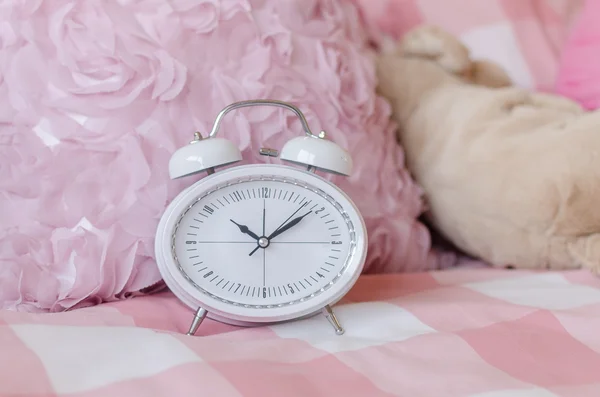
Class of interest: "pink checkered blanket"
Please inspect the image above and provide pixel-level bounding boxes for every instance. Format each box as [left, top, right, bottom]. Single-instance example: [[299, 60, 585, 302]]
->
[[2, 268, 600, 396]]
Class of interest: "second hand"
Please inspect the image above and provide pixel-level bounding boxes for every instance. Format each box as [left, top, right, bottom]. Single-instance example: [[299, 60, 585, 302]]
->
[[263, 198, 266, 286]]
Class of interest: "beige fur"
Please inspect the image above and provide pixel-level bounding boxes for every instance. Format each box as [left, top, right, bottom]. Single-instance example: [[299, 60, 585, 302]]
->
[[376, 25, 600, 272]]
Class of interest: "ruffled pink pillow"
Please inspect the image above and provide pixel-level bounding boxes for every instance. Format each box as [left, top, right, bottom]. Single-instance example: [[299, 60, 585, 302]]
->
[[555, 0, 600, 110], [0, 0, 451, 312]]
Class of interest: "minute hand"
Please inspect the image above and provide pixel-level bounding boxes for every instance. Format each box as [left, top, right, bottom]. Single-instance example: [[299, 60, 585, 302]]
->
[[267, 211, 312, 240]]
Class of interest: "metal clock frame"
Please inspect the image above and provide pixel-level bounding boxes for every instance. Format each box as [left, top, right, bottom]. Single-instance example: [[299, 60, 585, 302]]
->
[[156, 99, 367, 337]]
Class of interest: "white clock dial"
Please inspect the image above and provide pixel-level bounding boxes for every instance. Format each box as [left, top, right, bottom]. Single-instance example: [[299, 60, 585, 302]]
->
[[171, 176, 355, 308], [156, 164, 367, 324]]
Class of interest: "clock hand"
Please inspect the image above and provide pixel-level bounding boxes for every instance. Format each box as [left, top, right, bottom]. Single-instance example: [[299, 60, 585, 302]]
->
[[229, 219, 260, 241], [263, 246, 266, 286], [266, 210, 312, 240], [249, 199, 267, 257], [248, 202, 310, 256], [269, 201, 308, 235]]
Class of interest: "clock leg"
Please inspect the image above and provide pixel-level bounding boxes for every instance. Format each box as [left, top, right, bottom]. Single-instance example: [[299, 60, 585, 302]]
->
[[322, 305, 345, 335], [186, 307, 208, 336]]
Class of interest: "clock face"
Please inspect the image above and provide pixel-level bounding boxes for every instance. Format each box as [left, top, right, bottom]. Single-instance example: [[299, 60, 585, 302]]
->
[[156, 164, 366, 323]]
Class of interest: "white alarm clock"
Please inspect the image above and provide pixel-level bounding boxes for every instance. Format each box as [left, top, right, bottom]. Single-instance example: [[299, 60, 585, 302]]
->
[[155, 100, 367, 336]]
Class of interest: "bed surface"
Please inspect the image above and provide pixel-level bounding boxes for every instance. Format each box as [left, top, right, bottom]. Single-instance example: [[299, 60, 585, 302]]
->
[[2, 268, 600, 397]]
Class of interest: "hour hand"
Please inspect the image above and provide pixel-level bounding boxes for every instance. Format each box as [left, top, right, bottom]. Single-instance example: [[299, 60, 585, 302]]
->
[[230, 219, 260, 240]]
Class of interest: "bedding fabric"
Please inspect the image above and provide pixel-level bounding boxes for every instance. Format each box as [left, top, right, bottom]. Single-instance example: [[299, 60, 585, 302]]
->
[[2, 268, 600, 396], [555, 0, 600, 110]]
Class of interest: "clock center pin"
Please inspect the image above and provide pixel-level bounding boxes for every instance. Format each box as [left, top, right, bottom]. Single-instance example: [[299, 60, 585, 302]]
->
[[258, 237, 270, 248]]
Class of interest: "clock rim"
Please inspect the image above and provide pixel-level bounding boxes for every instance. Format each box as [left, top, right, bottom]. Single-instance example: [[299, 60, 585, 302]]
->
[[154, 163, 368, 325]]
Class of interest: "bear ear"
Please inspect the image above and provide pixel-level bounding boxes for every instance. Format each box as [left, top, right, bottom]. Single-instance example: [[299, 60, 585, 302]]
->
[[469, 60, 513, 88], [400, 25, 472, 75]]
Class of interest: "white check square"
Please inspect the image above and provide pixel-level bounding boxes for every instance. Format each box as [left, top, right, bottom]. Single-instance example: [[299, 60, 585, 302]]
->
[[11, 325, 201, 394], [463, 273, 600, 310], [468, 387, 559, 397], [269, 301, 436, 353]]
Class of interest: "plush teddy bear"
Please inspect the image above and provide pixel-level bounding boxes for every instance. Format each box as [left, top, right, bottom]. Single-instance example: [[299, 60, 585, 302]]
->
[[375, 25, 600, 272]]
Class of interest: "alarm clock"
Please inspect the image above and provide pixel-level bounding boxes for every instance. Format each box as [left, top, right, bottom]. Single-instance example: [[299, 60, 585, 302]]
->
[[154, 99, 367, 336]]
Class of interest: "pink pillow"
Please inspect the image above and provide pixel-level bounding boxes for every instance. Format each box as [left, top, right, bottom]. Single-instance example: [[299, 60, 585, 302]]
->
[[1, 0, 449, 312], [555, 0, 600, 110]]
